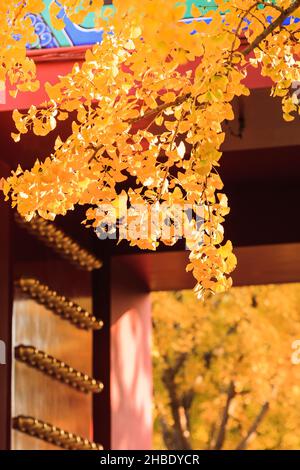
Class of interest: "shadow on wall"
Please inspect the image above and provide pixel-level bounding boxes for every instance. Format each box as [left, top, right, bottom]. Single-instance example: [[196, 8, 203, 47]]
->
[[111, 259, 152, 450]]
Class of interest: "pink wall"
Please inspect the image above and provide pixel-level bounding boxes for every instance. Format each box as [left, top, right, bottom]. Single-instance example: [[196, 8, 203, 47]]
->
[[111, 260, 152, 450]]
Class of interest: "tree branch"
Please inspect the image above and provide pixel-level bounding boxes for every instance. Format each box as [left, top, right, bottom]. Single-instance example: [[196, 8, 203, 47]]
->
[[241, 0, 300, 56], [130, 1, 300, 125], [158, 415, 176, 450], [236, 401, 270, 450], [130, 92, 190, 125], [161, 353, 192, 450], [213, 381, 236, 450], [182, 389, 195, 437], [207, 422, 217, 450]]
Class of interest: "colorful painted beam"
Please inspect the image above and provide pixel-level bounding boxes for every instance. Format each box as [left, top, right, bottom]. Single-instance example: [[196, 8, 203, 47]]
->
[[28, 1, 299, 50]]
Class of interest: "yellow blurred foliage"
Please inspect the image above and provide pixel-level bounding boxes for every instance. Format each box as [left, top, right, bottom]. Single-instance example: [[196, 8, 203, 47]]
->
[[152, 284, 300, 450]]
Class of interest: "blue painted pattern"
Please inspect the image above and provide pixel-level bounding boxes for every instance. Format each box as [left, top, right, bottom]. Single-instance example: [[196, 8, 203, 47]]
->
[[27, 13, 59, 49]]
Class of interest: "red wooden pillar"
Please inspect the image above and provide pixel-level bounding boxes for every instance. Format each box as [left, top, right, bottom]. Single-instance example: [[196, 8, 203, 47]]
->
[[93, 254, 152, 450], [110, 256, 152, 450]]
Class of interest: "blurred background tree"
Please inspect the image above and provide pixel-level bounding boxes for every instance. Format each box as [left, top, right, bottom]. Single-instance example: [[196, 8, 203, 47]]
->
[[152, 284, 300, 450]]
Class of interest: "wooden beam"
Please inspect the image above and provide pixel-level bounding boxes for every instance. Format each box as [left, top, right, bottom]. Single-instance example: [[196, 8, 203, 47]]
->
[[112, 243, 300, 292]]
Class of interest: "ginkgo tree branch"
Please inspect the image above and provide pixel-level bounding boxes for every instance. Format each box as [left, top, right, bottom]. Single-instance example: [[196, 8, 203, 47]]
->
[[130, 92, 191, 125], [130, 0, 300, 126], [156, 106, 186, 201], [241, 0, 300, 56], [6, 1, 300, 299]]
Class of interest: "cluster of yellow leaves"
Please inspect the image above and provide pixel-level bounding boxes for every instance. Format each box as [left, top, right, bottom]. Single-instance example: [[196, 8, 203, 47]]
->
[[2, 0, 300, 297], [152, 285, 300, 450], [0, 0, 116, 94], [0, 0, 43, 96]]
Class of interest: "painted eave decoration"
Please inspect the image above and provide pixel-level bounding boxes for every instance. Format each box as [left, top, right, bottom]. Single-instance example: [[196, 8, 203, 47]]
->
[[28, 1, 300, 50]]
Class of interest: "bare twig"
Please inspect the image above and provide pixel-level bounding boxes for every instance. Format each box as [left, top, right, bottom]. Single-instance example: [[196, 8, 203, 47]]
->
[[241, 0, 300, 56], [161, 353, 192, 450], [214, 381, 236, 450], [236, 401, 270, 450]]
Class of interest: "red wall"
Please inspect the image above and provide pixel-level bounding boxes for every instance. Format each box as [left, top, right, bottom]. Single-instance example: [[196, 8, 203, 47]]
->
[[111, 258, 152, 450], [0, 47, 272, 112]]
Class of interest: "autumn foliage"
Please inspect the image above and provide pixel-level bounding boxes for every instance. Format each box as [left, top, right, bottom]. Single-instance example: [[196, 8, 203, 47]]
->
[[2, 1, 300, 297], [152, 285, 300, 450]]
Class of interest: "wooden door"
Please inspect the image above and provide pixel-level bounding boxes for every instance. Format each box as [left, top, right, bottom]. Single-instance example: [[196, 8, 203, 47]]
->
[[10, 214, 104, 450]]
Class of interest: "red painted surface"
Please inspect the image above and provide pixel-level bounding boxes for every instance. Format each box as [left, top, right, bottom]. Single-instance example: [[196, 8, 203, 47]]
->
[[111, 258, 152, 450], [3, 61, 75, 111], [0, 46, 272, 112]]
